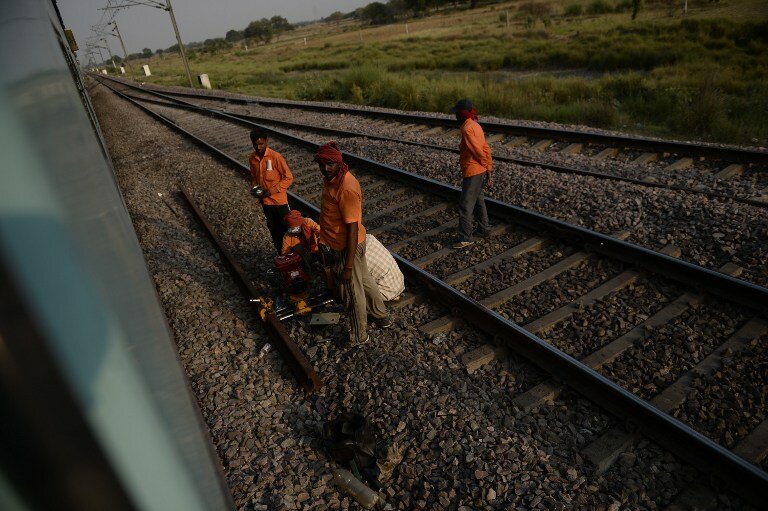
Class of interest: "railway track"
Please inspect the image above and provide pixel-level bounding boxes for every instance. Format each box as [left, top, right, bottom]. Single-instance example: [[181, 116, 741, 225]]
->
[[95, 75, 768, 508], [106, 75, 768, 208]]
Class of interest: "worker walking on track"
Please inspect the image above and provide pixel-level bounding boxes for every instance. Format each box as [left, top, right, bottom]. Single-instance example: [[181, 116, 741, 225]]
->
[[314, 141, 390, 345], [249, 128, 294, 252], [451, 98, 493, 249]]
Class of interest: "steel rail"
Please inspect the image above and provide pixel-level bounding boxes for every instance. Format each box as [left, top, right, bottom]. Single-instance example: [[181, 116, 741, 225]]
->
[[96, 76, 768, 313], [98, 77, 768, 508], [99, 75, 768, 209], [100, 74, 768, 166], [219, 109, 768, 210], [177, 184, 321, 393]]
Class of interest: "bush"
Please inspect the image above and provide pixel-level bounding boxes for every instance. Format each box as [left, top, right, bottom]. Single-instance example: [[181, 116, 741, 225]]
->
[[614, 0, 633, 12], [675, 80, 725, 136], [587, 0, 614, 14], [564, 3, 584, 16], [518, 1, 554, 16]]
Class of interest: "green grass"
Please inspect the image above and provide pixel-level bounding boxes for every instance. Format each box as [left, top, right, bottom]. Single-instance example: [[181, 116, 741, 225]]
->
[[122, 0, 768, 145]]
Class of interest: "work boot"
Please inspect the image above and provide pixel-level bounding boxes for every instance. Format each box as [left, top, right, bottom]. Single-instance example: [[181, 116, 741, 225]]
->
[[373, 317, 393, 329]]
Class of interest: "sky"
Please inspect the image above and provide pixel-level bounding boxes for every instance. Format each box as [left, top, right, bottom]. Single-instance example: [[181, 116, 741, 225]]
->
[[58, 0, 372, 59]]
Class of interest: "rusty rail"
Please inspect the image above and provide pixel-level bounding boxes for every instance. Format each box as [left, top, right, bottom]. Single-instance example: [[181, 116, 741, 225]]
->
[[178, 184, 321, 393]]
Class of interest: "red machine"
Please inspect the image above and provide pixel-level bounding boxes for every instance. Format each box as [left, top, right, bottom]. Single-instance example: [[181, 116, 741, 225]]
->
[[274, 252, 309, 295]]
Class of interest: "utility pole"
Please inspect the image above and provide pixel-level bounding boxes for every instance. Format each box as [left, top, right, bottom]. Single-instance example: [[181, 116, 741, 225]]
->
[[102, 38, 118, 72], [111, 21, 135, 79], [165, 0, 194, 87], [100, 0, 194, 87]]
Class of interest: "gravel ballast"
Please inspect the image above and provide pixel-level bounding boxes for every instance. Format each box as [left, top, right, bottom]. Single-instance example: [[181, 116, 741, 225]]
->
[[91, 80, 756, 510]]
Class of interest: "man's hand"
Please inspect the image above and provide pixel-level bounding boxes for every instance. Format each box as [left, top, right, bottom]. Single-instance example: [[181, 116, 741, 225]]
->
[[486, 171, 494, 188], [341, 267, 353, 284]]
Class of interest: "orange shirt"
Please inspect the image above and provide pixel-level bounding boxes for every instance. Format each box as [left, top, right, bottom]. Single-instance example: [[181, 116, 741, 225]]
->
[[459, 118, 492, 178], [249, 148, 293, 206], [281, 218, 321, 255], [319, 171, 366, 251]]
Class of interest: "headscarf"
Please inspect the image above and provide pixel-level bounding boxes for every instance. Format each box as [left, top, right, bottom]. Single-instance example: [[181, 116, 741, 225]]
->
[[452, 98, 479, 122], [314, 141, 349, 183], [283, 210, 315, 250], [457, 108, 479, 121]]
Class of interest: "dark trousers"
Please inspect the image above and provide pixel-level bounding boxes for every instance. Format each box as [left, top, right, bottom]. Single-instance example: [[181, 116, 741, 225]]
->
[[261, 203, 290, 252], [458, 173, 490, 242]]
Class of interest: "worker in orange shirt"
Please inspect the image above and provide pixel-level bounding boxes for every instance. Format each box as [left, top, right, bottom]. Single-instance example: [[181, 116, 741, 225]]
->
[[281, 210, 321, 274], [451, 99, 492, 249], [249, 129, 294, 252], [314, 141, 390, 345]]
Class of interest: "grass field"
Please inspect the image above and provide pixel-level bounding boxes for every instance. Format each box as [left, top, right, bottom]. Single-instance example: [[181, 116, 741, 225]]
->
[[117, 0, 768, 145]]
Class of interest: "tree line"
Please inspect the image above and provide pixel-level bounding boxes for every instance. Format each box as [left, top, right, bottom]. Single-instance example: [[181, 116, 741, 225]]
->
[[104, 1, 488, 65], [330, 0, 481, 26]]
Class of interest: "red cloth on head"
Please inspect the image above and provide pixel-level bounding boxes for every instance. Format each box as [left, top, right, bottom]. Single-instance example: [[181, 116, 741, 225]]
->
[[283, 210, 316, 252], [314, 141, 349, 182], [284, 210, 304, 228], [314, 141, 343, 163], [457, 108, 479, 121]]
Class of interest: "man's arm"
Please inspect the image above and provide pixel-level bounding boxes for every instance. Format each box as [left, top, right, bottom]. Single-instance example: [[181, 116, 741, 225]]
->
[[341, 222, 358, 284], [249, 157, 259, 187]]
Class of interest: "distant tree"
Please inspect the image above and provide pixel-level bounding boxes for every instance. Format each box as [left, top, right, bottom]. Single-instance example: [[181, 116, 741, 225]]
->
[[362, 2, 395, 25], [155, 48, 164, 57], [225, 29, 244, 42], [327, 11, 345, 24], [405, 0, 428, 15], [165, 43, 180, 53], [244, 18, 274, 43], [202, 38, 231, 53], [142, 47, 152, 57], [270, 15, 293, 31]]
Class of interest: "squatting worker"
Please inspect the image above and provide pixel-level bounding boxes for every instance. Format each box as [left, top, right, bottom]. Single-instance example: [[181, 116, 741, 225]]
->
[[364, 233, 405, 302], [282, 210, 320, 275], [452, 98, 492, 249], [249, 128, 294, 252], [282, 210, 320, 256], [314, 141, 390, 344]]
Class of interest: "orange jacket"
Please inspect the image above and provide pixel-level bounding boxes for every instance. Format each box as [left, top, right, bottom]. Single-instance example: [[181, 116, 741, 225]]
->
[[459, 118, 492, 178], [249, 148, 294, 206], [281, 218, 320, 255], [319, 171, 366, 251]]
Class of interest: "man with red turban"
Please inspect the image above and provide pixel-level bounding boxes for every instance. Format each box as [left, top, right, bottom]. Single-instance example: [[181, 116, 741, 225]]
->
[[314, 141, 390, 344], [451, 98, 492, 249]]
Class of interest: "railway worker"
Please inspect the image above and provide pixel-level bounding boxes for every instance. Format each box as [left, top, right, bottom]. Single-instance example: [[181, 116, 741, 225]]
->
[[364, 233, 405, 302], [281, 210, 321, 274], [249, 128, 294, 252], [315, 141, 391, 344], [451, 98, 493, 250]]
